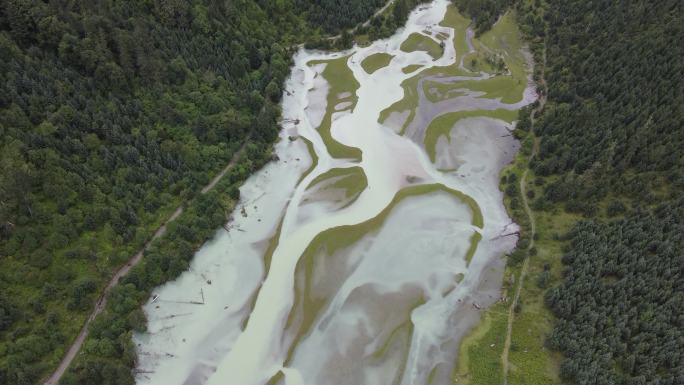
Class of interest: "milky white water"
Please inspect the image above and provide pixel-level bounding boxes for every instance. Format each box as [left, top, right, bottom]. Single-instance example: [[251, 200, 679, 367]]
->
[[134, 1, 535, 384]]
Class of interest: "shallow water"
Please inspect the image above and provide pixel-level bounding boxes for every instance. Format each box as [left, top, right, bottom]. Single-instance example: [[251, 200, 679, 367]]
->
[[134, 1, 535, 384]]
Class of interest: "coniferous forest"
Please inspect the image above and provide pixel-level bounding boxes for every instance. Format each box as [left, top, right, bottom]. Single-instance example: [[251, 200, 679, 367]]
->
[[459, 0, 682, 383], [545, 201, 683, 384], [295, 0, 387, 33], [533, 0, 683, 213], [0, 1, 387, 384], [532, 0, 684, 383], [515, 0, 681, 383]]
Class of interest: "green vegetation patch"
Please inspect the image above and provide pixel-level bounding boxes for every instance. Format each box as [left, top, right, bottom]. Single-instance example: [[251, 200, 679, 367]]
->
[[297, 137, 319, 185], [506, 186, 565, 385], [508, 288, 561, 385], [308, 55, 363, 160], [455, 73, 526, 104], [439, 5, 471, 65], [417, 5, 481, 79], [494, 127, 564, 385], [400, 33, 444, 60], [378, 73, 421, 133], [401, 64, 423, 74], [436, 31, 450, 41], [361, 52, 394, 74], [431, 11, 529, 104], [464, 232, 483, 265], [381, 8, 528, 138], [308, 166, 368, 200], [378, 7, 487, 133], [378, 64, 476, 133], [453, 302, 508, 384], [460, 13, 528, 103], [481, 13, 525, 75], [424, 109, 518, 162], [463, 47, 503, 74], [422, 61, 475, 78]]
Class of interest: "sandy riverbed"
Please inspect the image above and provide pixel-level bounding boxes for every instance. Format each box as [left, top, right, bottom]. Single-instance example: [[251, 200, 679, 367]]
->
[[134, 1, 535, 384]]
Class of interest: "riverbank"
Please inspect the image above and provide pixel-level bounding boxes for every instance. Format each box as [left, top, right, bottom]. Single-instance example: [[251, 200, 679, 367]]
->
[[449, 11, 566, 385]]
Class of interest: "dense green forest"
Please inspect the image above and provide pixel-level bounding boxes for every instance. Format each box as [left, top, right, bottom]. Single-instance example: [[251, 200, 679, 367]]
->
[[460, 0, 683, 383], [462, 0, 684, 383], [532, 0, 683, 215], [545, 201, 683, 384], [304, 0, 431, 49], [0, 0, 388, 384], [295, 0, 386, 33], [531, 0, 684, 383]]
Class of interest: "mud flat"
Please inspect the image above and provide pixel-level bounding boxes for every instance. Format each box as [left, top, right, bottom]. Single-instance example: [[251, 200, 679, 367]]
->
[[134, 1, 535, 384]]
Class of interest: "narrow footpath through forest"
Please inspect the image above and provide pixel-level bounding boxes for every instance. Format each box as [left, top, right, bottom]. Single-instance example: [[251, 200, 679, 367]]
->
[[501, 44, 547, 385], [43, 145, 246, 385]]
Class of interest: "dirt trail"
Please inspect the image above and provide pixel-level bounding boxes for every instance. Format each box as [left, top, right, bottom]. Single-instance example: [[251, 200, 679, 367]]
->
[[362, 0, 396, 28], [328, 0, 395, 41], [43, 145, 246, 385], [501, 44, 547, 385]]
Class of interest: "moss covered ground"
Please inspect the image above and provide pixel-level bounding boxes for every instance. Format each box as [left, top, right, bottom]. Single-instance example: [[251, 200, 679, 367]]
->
[[361, 52, 394, 74], [308, 55, 363, 160], [400, 32, 445, 60]]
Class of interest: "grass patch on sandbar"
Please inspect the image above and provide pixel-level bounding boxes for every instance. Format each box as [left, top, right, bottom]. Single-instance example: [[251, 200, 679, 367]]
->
[[453, 75, 526, 104], [422, 79, 468, 102], [297, 136, 318, 185], [428, 10, 529, 104], [424, 109, 518, 162], [439, 5, 471, 65], [400, 32, 444, 60], [308, 166, 368, 199], [464, 232, 483, 265], [402, 64, 423, 74], [377, 72, 422, 134], [308, 55, 362, 160], [361, 52, 394, 74], [453, 302, 508, 385], [456, 13, 528, 103]]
